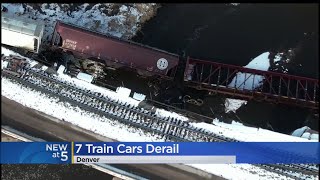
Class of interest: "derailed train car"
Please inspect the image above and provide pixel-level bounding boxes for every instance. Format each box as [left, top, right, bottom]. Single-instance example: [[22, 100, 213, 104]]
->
[[3, 15, 317, 109], [51, 21, 180, 79], [1, 13, 44, 53]]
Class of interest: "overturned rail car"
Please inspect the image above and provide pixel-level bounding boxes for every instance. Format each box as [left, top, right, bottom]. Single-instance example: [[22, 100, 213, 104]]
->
[[51, 21, 179, 79], [1, 12, 44, 53], [184, 57, 319, 110]]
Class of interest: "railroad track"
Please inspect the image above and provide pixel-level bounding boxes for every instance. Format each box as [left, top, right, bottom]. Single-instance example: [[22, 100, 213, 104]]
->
[[1, 66, 318, 179], [2, 68, 230, 143], [260, 164, 319, 176]]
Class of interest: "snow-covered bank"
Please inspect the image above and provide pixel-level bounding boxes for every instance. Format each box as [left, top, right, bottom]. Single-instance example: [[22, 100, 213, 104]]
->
[[190, 164, 295, 180], [3, 59, 315, 144], [2, 46, 189, 122], [2, 47, 315, 143], [1, 3, 317, 177], [2, 77, 317, 180], [1, 77, 164, 142], [6, 62, 315, 143], [2, 61, 317, 180], [192, 119, 315, 142], [2, 46, 316, 179], [2, 3, 159, 46]]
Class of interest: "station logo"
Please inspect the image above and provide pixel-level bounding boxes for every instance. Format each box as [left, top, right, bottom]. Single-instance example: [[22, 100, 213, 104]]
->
[[46, 143, 69, 162]]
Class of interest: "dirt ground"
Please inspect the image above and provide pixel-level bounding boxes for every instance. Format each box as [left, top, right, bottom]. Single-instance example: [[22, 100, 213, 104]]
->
[[1, 132, 21, 142]]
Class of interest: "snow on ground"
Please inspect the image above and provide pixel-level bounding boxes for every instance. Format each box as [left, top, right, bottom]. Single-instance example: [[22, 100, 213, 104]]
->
[[2, 3, 158, 47], [228, 52, 270, 90], [244, 52, 271, 71], [309, 134, 319, 141], [1, 77, 163, 142], [2, 76, 317, 180], [291, 126, 319, 141], [2, 46, 316, 178], [3, 46, 313, 143], [292, 126, 309, 137], [2, 46, 189, 122], [2, 46, 315, 143], [190, 164, 304, 180], [55, 68, 189, 121], [224, 98, 247, 113], [2, 58, 316, 179], [2, 4, 316, 178], [192, 119, 316, 142], [2, 47, 30, 59], [154, 109, 189, 121], [2, 46, 37, 66], [1, 61, 8, 69], [56, 73, 140, 107]]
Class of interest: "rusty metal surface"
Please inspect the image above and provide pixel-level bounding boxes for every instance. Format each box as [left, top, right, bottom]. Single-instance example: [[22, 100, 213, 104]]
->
[[2, 55, 27, 73], [184, 57, 319, 110], [51, 21, 179, 78]]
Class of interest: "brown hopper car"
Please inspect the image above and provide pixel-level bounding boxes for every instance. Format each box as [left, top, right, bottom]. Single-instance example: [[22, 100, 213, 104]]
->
[[51, 21, 179, 78]]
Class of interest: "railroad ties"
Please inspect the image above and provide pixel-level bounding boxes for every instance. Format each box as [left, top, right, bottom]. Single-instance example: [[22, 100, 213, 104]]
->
[[2, 68, 230, 143], [184, 57, 319, 110], [2, 67, 318, 178]]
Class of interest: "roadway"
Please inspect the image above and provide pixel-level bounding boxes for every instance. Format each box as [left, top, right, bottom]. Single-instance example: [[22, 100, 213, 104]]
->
[[1, 96, 225, 180]]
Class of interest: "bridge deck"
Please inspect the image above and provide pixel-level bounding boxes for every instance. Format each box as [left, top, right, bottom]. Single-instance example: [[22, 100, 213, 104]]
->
[[184, 57, 319, 110]]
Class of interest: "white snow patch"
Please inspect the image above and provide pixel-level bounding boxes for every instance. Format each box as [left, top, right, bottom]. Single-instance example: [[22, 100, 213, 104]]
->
[[291, 126, 319, 140], [189, 164, 298, 180], [41, 66, 48, 71], [132, 92, 146, 101], [301, 132, 311, 139], [245, 52, 270, 71], [130, 7, 140, 17], [2, 46, 25, 57], [291, 126, 309, 137], [224, 98, 247, 113], [76, 72, 94, 83], [116, 87, 131, 98], [228, 52, 270, 90], [57, 74, 141, 107], [57, 65, 65, 75], [2, 61, 9, 69], [310, 134, 319, 141], [154, 109, 189, 121], [1, 77, 163, 142], [30, 61, 38, 68], [192, 119, 316, 142], [119, 5, 128, 12], [2, 3, 156, 49]]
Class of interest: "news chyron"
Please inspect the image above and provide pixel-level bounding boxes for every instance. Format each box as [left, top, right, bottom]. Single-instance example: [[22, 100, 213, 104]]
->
[[1, 142, 319, 164]]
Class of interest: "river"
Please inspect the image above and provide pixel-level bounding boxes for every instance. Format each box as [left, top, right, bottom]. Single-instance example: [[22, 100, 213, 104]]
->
[[132, 3, 319, 133]]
